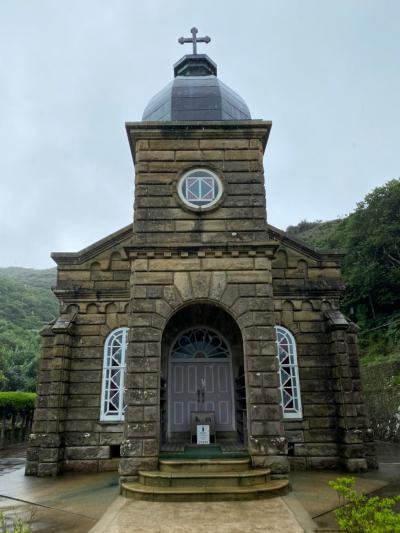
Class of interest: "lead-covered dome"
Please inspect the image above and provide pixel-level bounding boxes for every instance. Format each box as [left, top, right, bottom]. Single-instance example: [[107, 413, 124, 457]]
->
[[142, 54, 251, 121]]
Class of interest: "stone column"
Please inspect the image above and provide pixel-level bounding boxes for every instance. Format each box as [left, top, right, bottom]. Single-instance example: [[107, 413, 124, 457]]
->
[[326, 310, 371, 471], [345, 323, 378, 469], [25, 316, 74, 476], [119, 259, 162, 482], [244, 277, 289, 476]]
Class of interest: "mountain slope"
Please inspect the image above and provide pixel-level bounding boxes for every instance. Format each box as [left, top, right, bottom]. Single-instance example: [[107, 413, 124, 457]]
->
[[0, 268, 58, 391], [286, 219, 343, 250], [0, 267, 56, 290]]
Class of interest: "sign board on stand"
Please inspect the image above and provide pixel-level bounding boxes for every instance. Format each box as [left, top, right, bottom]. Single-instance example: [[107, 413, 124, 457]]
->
[[196, 424, 210, 445]]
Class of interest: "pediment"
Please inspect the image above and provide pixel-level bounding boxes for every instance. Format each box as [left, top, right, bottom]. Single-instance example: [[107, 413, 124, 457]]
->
[[267, 224, 344, 263], [51, 224, 133, 266]]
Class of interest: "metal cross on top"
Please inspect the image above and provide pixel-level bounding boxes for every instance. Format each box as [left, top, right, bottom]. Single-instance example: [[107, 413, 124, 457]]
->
[[178, 27, 211, 55]]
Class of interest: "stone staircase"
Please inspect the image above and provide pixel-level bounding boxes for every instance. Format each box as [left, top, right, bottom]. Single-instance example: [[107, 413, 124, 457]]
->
[[121, 458, 289, 501]]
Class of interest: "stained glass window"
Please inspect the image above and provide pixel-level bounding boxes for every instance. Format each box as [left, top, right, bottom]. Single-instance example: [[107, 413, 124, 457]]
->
[[275, 326, 302, 419], [100, 327, 128, 421], [171, 328, 230, 359], [178, 169, 222, 209]]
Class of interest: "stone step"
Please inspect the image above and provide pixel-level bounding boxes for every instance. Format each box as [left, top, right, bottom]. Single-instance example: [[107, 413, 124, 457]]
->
[[121, 479, 290, 502], [159, 458, 251, 473], [139, 468, 271, 487]]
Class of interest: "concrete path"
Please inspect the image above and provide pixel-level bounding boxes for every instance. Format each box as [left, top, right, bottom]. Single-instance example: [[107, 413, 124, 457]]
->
[[89, 496, 304, 533]]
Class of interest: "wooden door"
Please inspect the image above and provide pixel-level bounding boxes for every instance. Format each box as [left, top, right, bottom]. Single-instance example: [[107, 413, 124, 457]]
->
[[169, 360, 235, 433]]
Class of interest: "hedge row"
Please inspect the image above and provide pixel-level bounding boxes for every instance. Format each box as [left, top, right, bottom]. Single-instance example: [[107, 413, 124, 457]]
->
[[0, 392, 36, 415]]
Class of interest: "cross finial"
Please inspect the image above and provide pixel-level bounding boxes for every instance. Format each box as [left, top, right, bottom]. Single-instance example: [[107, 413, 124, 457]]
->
[[178, 27, 211, 55]]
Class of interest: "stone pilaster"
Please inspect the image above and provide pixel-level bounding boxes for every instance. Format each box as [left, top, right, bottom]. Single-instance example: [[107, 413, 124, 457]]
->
[[326, 310, 370, 471], [25, 316, 74, 476]]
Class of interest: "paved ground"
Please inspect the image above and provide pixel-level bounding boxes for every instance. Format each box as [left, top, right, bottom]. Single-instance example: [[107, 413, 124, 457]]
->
[[89, 497, 304, 533], [293, 441, 400, 530], [0, 441, 399, 532], [0, 443, 26, 475], [0, 445, 118, 532]]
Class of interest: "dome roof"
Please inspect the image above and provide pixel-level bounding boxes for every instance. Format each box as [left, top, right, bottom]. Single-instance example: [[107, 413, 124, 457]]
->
[[142, 54, 251, 122]]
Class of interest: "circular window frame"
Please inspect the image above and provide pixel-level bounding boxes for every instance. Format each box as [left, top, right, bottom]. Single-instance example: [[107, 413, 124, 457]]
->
[[177, 168, 224, 212]]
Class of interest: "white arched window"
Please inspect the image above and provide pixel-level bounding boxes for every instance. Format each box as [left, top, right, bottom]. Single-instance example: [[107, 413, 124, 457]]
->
[[100, 327, 128, 421], [275, 326, 302, 419]]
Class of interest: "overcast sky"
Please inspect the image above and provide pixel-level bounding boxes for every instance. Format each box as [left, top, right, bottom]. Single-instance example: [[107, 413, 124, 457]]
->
[[0, 0, 399, 268]]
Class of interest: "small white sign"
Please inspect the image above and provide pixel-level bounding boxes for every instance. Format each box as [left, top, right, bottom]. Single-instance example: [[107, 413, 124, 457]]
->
[[197, 424, 210, 445]]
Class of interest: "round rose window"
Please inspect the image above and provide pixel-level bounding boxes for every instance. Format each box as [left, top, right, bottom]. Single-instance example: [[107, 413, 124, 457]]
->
[[177, 168, 223, 210]]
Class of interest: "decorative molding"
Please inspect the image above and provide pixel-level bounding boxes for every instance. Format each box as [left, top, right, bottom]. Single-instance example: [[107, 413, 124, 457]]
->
[[125, 241, 279, 259], [273, 286, 343, 299], [48, 221, 343, 268], [53, 288, 130, 302]]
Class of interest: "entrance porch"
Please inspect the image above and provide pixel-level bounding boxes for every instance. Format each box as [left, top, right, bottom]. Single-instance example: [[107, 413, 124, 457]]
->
[[160, 303, 247, 457]]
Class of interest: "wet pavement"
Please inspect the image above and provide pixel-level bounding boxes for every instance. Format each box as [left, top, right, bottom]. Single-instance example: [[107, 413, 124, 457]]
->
[[0, 443, 26, 475], [289, 441, 400, 531], [0, 444, 118, 532], [0, 441, 399, 532]]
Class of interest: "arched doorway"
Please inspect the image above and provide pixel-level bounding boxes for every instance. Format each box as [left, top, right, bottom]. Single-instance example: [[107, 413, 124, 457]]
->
[[161, 303, 245, 448], [169, 327, 235, 434]]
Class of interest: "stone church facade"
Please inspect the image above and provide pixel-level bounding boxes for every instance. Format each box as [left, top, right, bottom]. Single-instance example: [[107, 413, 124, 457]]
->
[[26, 34, 376, 482]]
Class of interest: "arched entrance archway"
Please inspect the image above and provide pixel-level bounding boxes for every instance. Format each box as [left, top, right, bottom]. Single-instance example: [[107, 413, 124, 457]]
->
[[161, 302, 246, 449]]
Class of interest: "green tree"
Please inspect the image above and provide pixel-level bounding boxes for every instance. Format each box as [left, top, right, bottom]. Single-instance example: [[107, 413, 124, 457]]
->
[[339, 179, 400, 321], [286, 179, 400, 357]]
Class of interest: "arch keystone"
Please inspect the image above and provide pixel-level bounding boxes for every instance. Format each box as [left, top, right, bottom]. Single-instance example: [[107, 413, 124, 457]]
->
[[174, 272, 192, 301], [190, 271, 211, 298], [209, 271, 227, 300]]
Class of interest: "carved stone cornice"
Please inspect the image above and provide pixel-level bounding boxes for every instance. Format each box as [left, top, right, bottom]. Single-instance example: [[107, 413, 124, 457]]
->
[[53, 288, 130, 302], [273, 280, 344, 299], [125, 241, 279, 260]]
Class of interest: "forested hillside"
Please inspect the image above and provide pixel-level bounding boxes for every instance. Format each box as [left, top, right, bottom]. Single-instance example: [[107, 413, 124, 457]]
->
[[0, 267, 56, 289], [0, 268, 58, 391], [286, 179, 400, 361]]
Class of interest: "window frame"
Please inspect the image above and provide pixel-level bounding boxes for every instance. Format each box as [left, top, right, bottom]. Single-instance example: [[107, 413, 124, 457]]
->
[[170, 326, 232, 361], [100, 327, 128, 422], [177, 168, 223, 211], [275, 325, 303, 420]]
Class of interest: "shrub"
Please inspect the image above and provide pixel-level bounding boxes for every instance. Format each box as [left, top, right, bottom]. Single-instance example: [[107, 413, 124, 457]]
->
[[0, 392, 36, 416], [329, 476, 400, 532], [0, 511, 33, 533]]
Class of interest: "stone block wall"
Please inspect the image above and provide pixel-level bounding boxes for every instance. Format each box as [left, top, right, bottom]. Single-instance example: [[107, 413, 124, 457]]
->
[[271, 242, 342, 469], [128, 122, 270, 246], [63, 300, 129, 473], [274, 297, 339, 470], [270, 236, 374, 470], [120, 244, 289, 480], [27, 228, 133, 475]]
